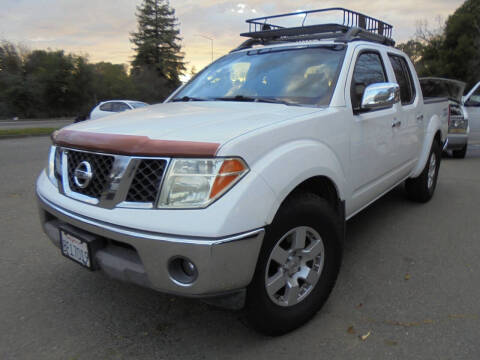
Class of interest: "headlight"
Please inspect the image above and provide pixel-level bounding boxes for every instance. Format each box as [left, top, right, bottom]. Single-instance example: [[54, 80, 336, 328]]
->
[[46, 146, 58, 187], [157, 157, 249, 208]]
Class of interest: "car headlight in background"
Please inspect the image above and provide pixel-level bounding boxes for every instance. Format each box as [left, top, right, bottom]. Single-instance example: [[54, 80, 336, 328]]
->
[[157, 157, 249, 208]]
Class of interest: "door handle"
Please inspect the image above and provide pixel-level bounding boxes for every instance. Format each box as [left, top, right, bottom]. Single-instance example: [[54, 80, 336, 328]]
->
[[392, 119, 402, 128], [416, 114, 424, 122]]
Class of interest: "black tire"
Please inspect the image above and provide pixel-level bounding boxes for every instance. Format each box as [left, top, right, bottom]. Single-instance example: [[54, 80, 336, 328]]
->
[[405, 140, 441, 203], [245, 193, 342, 336], [452, 144, 467, 159]]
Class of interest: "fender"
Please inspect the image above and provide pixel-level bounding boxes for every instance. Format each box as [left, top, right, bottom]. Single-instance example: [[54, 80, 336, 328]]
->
[[410, 114, 444, 178], [250, 139, 347, 224]]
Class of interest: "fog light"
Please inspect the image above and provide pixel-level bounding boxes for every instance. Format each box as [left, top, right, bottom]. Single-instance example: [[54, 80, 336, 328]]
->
[[181, 260, 196, 277], [168, 257, 198, 285]]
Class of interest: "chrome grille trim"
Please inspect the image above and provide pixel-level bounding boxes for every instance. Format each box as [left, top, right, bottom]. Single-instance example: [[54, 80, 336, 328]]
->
[[56, 147, 170, 209]]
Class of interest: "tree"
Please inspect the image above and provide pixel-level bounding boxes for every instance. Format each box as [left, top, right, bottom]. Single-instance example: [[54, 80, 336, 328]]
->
[[397, 0, 480, 89], [441, 0, 480, 89], [0, 41, 25, 117], [92, 62, 135, 103], [0, 41, 139, 119], [130, 0, 185, 100]]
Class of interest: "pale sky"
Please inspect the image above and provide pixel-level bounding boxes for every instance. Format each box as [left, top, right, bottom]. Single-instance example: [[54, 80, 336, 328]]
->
[[0, 0, 465, 74]]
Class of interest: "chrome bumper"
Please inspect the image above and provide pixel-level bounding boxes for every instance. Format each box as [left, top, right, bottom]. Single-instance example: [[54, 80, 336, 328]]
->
[[446, 133, 468, 150], [37, 192, 264, 298]]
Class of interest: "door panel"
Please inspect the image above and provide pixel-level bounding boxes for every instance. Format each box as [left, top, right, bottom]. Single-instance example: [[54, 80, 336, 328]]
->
[[467, 107, 480, 144], [348, 50, 398, 214], [387, 54, 421, 179], [465, 87, 480, 144], [464, 83, 480, 145]]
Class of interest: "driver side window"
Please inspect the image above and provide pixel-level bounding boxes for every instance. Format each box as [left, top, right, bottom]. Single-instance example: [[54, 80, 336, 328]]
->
[[351, 52, 387, 110]]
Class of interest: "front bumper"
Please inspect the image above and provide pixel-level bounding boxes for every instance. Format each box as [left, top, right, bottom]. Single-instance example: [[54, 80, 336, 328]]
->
[[37, 192, 264, 298]]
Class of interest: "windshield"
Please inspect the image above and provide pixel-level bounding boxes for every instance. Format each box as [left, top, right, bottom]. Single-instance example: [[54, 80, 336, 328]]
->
[[174, 46, 346, 106]]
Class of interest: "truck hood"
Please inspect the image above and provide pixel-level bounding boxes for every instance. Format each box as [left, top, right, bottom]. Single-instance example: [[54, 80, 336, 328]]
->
[[67, 101, 319, 144]]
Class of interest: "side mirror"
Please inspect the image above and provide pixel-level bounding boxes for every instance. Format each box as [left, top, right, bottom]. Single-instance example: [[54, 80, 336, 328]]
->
[[360, 83, 400, 111]]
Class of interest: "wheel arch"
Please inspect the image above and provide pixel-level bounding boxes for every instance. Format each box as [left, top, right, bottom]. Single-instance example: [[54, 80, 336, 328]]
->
[[252, 139, 347, 225], [410, 115, 445, 178], [283, 176, 344, 217]]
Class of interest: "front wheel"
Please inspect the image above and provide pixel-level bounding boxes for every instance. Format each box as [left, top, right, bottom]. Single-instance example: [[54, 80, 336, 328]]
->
[[405, 140, 441, 203], [245, 193, 342, 335]]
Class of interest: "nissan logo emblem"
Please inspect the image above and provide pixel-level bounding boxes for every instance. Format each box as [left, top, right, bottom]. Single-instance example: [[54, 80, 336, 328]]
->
[[73, 161, 93, 189]]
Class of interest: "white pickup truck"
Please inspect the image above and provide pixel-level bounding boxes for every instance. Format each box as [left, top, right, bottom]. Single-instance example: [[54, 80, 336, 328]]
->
[[36, 8, 449, 335]]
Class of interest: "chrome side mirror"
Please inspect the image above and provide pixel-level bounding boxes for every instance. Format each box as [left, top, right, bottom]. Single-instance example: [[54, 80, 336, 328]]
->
[[361, 83, 400, 111]]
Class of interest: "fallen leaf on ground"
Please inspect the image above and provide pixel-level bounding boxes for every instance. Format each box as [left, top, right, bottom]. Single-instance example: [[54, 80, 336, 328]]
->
[[385, 340, 398, 346], [359, 331, 371, 341], [449, 314, 468, 319], [386, 320, 420, 327], [347, 326, 355, 334]]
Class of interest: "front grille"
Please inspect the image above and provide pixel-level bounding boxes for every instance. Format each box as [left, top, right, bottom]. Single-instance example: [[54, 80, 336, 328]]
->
[[67, 150, 114, 198], [126, 159, 167, 203]]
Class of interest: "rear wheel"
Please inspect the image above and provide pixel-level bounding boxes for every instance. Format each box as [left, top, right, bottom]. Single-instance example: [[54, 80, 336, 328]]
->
[[245, 193, 342, 335], [405, 140, 441, 202], [452, 144, 467, 159]]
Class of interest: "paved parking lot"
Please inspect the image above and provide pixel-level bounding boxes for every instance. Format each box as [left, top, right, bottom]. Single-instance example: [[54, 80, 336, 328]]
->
[[1, 136, 480, 360]]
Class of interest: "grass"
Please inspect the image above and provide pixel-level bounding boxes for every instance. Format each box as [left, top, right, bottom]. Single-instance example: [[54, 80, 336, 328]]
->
[[0, 127, 59, 137]]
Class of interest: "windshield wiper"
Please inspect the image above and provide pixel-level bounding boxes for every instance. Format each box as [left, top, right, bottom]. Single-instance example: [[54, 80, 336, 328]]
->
[[255, 98, 299, 106], [214, 95, 298, 106], [172, 96, 208, 102], [214, 95, 256, 102]]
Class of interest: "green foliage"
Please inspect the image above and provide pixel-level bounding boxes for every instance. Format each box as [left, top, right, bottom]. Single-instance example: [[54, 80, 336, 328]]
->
[[397, 0, 480, 90], [130, 0, 186, 99], [0, 42, 143, 119], [442, 0, 480, 89], [0, 0, 186, 119]]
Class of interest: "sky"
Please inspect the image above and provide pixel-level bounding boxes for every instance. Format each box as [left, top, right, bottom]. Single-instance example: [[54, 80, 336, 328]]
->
[[0, 0, 465, 74]]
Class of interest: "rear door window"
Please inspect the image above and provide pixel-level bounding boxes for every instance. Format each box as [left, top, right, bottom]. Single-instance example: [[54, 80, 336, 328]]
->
[[388, 55, 415, 105], [351, 52, 387, 110]]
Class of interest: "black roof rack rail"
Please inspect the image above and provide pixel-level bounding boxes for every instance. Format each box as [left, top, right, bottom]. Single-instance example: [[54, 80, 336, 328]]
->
[[232, 7, 394, 52]]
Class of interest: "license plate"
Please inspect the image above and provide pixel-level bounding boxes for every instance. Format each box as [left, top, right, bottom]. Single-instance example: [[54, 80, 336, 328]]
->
[[60, 230, 92, 269]]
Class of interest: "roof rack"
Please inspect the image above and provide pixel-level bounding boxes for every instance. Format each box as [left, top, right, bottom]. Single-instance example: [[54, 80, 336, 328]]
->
[[233, 8, 394, 52]]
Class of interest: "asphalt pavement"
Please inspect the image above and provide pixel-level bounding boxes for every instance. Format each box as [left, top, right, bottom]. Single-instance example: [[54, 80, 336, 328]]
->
[[0, 118, 73, 130], [1, 136, 480, 360]]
